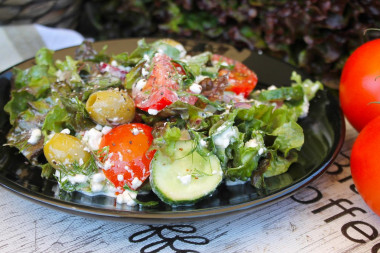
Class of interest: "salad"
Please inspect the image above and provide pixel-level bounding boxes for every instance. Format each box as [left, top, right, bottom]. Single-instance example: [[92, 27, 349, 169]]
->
[[4, 39, 323, 207]]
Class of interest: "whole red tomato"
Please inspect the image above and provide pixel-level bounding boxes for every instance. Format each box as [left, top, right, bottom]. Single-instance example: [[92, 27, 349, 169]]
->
[[351, 116, 380, 215], [339, 39, 380, 131]]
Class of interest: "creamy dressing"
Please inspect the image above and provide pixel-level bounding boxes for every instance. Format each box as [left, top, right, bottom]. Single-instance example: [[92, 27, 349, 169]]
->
[[213, 126, 238, 149]]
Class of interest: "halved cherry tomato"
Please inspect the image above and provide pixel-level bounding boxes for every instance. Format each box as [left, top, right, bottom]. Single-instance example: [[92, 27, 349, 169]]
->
[[212, 54, 258, 97], [134, 54, 180, 112], [134, 54, 197, 112], [99, 123, 155, 191]]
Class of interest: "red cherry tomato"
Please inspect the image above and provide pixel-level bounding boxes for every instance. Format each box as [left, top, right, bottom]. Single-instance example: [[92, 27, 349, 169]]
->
[[339, 39, 380, 131], [172, 62, 186, 75], [99, 123, 155, 191], [134, 54, 180, 112], [212, 54, 258, 97]]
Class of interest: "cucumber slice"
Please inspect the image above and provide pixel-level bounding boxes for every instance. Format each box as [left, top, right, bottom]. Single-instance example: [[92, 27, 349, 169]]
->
[[150, 140, 223, 205]]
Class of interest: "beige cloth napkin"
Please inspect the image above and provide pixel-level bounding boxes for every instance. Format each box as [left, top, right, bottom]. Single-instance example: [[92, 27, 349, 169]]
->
[[0, 24, 84, 72]]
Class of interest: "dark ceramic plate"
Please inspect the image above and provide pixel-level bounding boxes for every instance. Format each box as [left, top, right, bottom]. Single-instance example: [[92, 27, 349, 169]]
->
[[0, 39, 345, 223]]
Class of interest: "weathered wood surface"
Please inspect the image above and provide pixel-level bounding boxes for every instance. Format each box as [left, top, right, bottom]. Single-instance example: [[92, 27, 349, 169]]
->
[[1, 123, 380, 253]]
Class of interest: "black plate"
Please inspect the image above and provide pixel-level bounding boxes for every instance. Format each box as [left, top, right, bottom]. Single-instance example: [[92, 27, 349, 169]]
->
[[0, 39, 345, 223]]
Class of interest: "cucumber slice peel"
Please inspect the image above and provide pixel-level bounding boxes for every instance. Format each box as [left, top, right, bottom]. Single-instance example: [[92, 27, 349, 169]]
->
[[150, 140, 223, 205]]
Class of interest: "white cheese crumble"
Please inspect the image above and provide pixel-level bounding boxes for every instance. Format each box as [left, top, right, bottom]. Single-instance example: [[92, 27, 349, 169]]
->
[[189, 83, 202, 94], [143, 54, 150, 62], [142, 68, 149, 77], [27, 128, 42, 145], [135, 79, 147, 91], [220, 61, 229, 67], [199, 139, 207, 147], [60, 128, 70, 135], [213, 126, 238, 149], [131, 177, 143, 189], [116, 190, 137, 206], [177, 175, 192, 185], [91, 173, 106, 183], [91, 183, 103, 192], [131, 127, 142, 135], [245, 139, 259, 148], [195, 75, 208, 83], [148, 109, 159, 115], [82, 128, 103, 150], [101, 126, 112, 135], [117, 174, 124, 182], [68, 174, 88, 184], [103, 158, 113, 171]]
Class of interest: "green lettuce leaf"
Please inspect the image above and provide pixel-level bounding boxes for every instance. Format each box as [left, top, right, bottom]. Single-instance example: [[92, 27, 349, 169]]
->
[[290, 71, 323, 100], [4, 90, 35, 124], [55, 56, 82, 84], [255, 85, 304, 102], [42, 105, 70, 134], [60, 97, 95, 131], [6, 108, 46, 163], [124, 61, 144, 89], [263, 150, 298, 177]]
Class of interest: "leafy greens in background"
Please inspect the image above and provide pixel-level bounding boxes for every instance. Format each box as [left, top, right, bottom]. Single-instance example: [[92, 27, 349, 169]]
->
[[77, 0, 380, 89]]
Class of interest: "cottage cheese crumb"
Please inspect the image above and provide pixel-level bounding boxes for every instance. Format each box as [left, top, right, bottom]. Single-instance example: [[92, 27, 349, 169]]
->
[[91, 183, 103, 192], [101, 126, 112, 135], [148, 109, 159, 115], [245, 139, 259, 148], [213, 126, 238, 149], [68, 174, 88, 184], [131, 128, 141, 135], [92, 173, 106, 183], [117, 174, 124, 182], [60, 128, 70, 135], [103, 158, 113, 170], [142, 68, 149, 77], [135, 79, 147, 91], [131, 177, 143, 189], [27, 128, 42, 145], [189, 83, 202, 94], [82, 128, 103, 150], [116, 190, 138, 206]]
